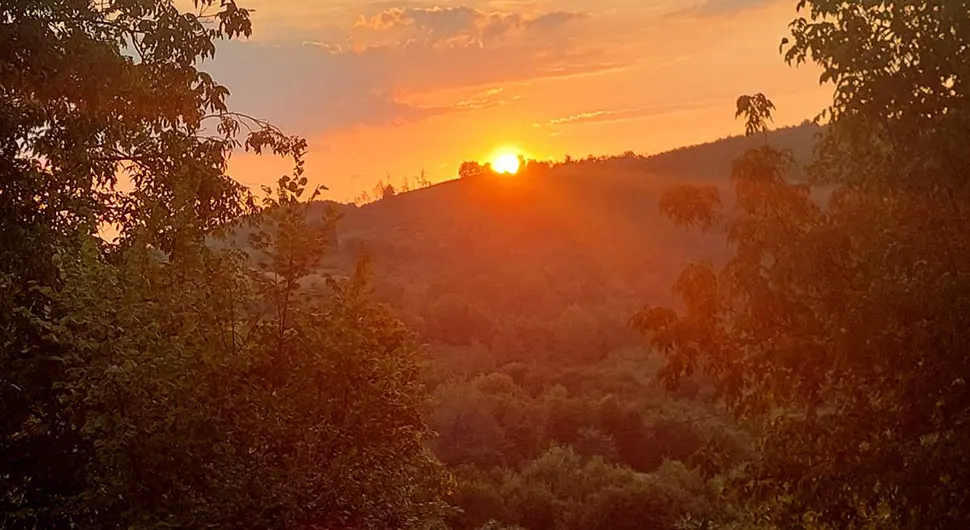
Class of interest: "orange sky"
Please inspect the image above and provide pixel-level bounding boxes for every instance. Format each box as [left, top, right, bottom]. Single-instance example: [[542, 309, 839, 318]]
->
[[206, 0, 832, 202]]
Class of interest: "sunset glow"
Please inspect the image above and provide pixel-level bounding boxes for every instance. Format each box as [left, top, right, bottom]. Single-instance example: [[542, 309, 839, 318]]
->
[[206, 1, 830, 200], [492, 152, 521, 174], [14, 0, 965, 526]]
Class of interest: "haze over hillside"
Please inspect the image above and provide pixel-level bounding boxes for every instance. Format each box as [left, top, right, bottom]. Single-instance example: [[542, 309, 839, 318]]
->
[[9, 0, 970, 527], [287, 123, 824, 350]]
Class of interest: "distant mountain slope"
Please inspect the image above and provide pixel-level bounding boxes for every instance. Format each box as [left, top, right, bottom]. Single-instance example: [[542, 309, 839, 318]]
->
[[310, 123, 822, 356], [636, 120, 820, 179]]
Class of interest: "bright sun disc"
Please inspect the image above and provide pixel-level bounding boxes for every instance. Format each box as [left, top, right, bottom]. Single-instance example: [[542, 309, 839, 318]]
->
[[492, 153, 521, 174]]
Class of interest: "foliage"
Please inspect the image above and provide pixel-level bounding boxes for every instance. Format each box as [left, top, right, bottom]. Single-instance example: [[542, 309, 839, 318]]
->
[[0, 0, 448, 527], [423, 349, 750, 529], [460, 161, 486, 179], [448, 446, 718, 530], [15, 0, 962, 527], [637, 2, 970, 529], [735, 93, 776, 140], [354, 172, 434, 206]]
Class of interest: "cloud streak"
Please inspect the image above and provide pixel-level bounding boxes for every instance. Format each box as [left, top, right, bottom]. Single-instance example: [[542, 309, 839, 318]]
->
[[207, 2, 765, 138], [671, 0, 777, 18], [525, 11, 589, 30], [209, 31, 622, 137], [355, 6, 588, 45], [540, 100, 721, 127], [355, 6, 477, 33]]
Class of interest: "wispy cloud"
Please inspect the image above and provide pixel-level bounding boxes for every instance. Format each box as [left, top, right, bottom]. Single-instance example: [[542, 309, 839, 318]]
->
[[670, 0, 778, 18], [450, 87, 508, 110], [205, 0, 830, 200], [209, 33, 621, 136], [355, 6, 478, 33], [354, 6, 588, 45], [206, 2, 750, 138], [539, 100, 721, 127], [525, 11, 589, 30]]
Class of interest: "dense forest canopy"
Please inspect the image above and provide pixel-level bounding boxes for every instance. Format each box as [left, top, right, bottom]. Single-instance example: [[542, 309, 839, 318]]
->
[[637, 2, 970, 528], [3, 0, 970, 529], [1, 1, 447, 527]]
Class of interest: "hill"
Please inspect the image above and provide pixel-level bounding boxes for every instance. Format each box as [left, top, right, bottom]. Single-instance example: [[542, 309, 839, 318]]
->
[[289, 123, 820, 529], [308, 122, 822, 357], [221, 122, 822, 528], [218, 122, 824, 529]]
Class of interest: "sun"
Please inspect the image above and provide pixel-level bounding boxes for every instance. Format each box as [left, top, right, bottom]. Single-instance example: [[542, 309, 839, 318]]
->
[[492, 152, 521, 175]]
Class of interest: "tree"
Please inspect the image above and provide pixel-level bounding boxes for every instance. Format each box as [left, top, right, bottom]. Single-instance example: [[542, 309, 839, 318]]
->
[[573, 427, 619, 462], [417, 169, 433, 188], [0, 1, 449, 527], [374, 177, 398, 200], [636, 2, 970, 528], [425, 294, 495, 346], [495, 446, 709, 530], [554, 304, 604, 363], [2, 1, 283, 524], [460, 161, 485, 179]]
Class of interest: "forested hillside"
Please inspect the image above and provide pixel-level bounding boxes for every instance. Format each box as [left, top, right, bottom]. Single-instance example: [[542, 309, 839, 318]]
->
[[4, 0, 970, 529], [243, 124, 819, 529], [309, 123, 822, 349]]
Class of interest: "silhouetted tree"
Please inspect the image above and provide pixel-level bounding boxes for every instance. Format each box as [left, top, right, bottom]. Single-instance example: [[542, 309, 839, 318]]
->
[[460, 161, 485, 179], [636, 2, 970, 528], [0, 1, 449, 527], [373, 177, 397, 200]]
